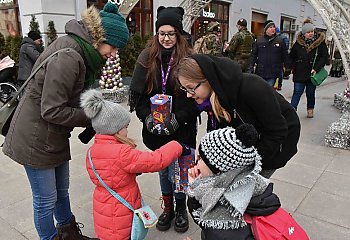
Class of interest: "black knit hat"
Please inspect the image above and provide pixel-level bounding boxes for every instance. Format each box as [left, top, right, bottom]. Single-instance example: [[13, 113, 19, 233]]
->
[[264, 20, 275, 32], [28, 31, 42, 41], [199, 124, 261, 174], [155, 6, 184, 33], [237, 18, 247, 27]]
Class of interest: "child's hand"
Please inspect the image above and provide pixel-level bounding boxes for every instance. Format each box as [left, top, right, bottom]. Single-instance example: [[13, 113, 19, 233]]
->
[[188, 166, 201, 183]]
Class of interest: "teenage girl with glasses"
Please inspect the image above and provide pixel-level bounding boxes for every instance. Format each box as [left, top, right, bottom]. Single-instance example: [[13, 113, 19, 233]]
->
[[129, 6, 198, 233]]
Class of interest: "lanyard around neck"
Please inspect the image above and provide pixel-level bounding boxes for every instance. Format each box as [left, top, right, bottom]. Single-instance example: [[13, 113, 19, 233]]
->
[[160, 50, 175, 94]]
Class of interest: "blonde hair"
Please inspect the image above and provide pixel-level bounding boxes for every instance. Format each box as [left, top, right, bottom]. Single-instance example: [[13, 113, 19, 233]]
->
[[114, 133, 137, 148], [175, 57, 231, 123], [210, 92, 231, 123]]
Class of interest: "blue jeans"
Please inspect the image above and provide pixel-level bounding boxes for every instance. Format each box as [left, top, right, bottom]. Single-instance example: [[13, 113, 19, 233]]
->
[[265, 78, 276, 87], [159, 161, 186, 200], [24, 162, 72, 240], [291, 81, 316, 110]]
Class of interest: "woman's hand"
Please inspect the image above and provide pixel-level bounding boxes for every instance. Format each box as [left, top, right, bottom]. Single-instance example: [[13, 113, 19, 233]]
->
[[311, 69, 316, 75], [188, 166, 201, 184]]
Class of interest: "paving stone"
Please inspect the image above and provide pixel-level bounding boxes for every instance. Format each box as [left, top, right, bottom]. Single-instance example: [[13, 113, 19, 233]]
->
[[313, 171, 350, 198], [270, 179, 310, 212], [271, 161, 323, 188], [293, 212, 350, 240], [298, 190, 350, 229]]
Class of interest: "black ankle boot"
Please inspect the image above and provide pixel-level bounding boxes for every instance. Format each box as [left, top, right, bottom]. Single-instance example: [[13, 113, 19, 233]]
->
[[156, 194, 175, 231], [57, 215, 99, 240], [174, 198, 189, 233]]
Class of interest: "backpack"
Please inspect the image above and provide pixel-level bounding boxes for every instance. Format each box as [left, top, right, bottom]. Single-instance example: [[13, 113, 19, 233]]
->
[[244, 208, 309, 240]]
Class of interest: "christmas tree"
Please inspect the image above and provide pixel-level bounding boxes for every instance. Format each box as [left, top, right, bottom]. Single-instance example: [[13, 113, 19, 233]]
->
[[47, 21, 58, 46], [99, 53, 123, 91], [29, 15, 40, 33]]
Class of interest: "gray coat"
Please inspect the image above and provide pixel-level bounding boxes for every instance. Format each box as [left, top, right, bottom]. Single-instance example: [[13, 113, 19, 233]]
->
[[2, 20, 95, 169], [17, 37, 40, 81]]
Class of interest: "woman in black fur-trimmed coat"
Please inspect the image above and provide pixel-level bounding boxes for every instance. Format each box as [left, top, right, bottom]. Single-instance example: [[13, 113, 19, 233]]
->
[[289, 19, 329, 118]]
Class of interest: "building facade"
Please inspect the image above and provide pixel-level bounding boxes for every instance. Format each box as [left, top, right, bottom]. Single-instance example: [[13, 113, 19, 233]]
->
[[2, 0, 350, 48]]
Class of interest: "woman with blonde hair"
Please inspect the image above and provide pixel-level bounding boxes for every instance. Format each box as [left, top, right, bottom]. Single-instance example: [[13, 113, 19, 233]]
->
[[175, 54, 301, 179], [129, 6, 198, 233]]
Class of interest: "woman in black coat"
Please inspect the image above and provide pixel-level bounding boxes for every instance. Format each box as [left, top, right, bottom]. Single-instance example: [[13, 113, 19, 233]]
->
[[129, 6, 199, 233], [175, 54, 300, 178], [289, 19, 329, 118]]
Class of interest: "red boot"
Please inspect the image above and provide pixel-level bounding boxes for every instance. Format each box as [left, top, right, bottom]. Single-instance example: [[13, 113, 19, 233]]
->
[[156, 194, 175, 231]]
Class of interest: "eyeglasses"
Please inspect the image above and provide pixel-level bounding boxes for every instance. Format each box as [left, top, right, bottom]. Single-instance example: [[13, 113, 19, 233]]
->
[[157, 31, 177, 40], [179, 83, 201, 95]]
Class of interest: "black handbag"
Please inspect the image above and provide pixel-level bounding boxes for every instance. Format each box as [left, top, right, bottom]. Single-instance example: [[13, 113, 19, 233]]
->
[[0, 48, 75, 136]]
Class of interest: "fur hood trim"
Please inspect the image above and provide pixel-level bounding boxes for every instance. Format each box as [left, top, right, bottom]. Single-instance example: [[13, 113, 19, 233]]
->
[[296, 31, 326, 53], [82, 6, 106, 48]]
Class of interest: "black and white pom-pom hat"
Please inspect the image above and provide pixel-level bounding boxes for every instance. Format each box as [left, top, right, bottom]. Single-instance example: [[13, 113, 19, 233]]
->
[[198, 124, 262, 174]]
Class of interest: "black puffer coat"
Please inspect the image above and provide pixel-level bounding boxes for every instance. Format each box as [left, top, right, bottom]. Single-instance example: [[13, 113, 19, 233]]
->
[[192, 55, 300, 170], [289, 32, 329, 83]]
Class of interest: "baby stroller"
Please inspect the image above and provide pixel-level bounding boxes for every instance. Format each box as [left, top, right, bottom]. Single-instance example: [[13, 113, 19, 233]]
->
[[329, 49, 343, 78], [0, 64, 20, 107]]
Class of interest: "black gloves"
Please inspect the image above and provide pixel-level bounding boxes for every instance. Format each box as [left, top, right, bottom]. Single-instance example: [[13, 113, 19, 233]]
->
[[145, 113, 179, 136], [180, 143, 192, 156], [78, 127, 96, 144]]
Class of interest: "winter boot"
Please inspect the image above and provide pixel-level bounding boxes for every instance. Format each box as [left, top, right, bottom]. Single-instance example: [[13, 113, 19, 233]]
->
[[57, 215, 99, 240], [174, 198, 189, 233], [156, 193, 175, 231], [307, 109, 314, 118]]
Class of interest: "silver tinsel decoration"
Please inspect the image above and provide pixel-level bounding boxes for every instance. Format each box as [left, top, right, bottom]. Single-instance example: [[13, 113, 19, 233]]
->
[[325, 111, 350, 150], [334, 93, 350, 112], [101, 85, 129, 103]]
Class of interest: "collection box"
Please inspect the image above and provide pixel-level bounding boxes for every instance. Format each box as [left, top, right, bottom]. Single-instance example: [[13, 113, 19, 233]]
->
[[150, 94, 172, 129], [175, 148, 195, 193]]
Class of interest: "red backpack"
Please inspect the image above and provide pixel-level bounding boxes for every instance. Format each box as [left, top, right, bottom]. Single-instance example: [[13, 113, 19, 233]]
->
[[244, 208, 309, 240]]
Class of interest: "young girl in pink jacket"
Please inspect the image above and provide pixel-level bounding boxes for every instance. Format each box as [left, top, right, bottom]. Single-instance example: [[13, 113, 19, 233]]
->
[[81, 89, 184, 240]]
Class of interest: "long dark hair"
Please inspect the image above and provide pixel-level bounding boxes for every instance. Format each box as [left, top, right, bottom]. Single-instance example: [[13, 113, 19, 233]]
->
[[141, 29, 193, 94]]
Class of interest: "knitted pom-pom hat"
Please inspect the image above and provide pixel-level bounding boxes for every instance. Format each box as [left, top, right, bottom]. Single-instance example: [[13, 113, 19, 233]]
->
[[301, 18, 315, 35], [99, 2, 129, 48], [199, 124, 262, 174], [80, 89, 130, 135]]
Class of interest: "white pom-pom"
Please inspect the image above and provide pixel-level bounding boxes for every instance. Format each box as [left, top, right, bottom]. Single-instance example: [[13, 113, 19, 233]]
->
[[80, 89, 105, 119]]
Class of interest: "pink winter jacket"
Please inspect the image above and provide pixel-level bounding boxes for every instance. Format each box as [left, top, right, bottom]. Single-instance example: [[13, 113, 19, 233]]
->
[[86, 134, 182, 240]]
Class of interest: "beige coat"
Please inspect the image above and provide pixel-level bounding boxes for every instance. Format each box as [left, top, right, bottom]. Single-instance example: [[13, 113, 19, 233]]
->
[[3, 7, 105, 169]]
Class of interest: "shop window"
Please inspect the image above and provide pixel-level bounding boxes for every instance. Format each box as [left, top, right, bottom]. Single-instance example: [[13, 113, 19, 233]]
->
[[280, 17, 296, 49], [192, 0, 229, 42], [0, 0, 20, 37]]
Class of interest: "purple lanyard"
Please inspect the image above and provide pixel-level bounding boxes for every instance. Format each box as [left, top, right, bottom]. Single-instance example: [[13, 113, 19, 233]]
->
[[160, 50, 175, 94]]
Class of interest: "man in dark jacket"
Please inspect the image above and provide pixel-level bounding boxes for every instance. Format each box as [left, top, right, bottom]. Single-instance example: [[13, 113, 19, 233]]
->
[[17, 31, 42, 83], [250, 20, 291, 87]]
